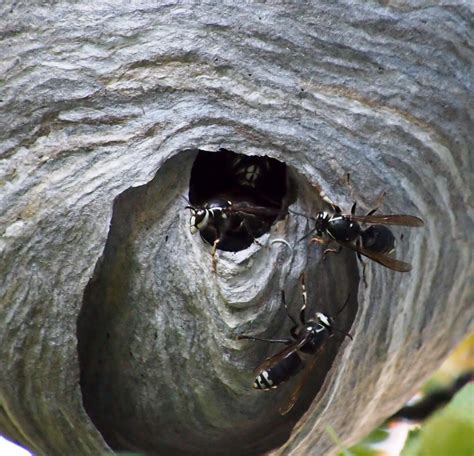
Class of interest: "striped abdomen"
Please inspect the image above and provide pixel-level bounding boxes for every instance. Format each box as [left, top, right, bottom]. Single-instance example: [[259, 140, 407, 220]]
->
[[253, 353, 304, 390]]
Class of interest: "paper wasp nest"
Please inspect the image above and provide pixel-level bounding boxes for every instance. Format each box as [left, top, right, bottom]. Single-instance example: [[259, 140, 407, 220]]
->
[[0, 2, 472, 455]]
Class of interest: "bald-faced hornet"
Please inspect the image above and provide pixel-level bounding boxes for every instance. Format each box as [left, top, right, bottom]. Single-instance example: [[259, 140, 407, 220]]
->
[[186, 197, 282, 270], [230, 155, 272, 190], [238, 275, 352, 415], [308, 201, 424, 272]]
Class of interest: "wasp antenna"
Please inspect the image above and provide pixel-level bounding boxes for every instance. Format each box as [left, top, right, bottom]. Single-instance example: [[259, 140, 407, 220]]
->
[[375, 190, 386, 208], [180, 194, 191, 204], [334, 293, 352, 318], [288, 208, 318, 243], [332, 326, 353, 341], [332, 204, 342, 214], [299, 272, 306, 286], [297, 227, 318, 243], [288, 208, 314, 220]]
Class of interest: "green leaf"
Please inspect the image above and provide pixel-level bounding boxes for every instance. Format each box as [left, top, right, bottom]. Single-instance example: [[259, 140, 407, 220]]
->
[[342, 425, 389, 456], [362, 427, 390, 444], [400, 428, 422, 456], [344, 444, 380, 456]]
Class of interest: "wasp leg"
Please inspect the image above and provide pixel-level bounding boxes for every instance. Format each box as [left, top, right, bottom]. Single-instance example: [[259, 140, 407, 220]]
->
[[299, 274, 308, 325], [309, 237, 336, 260], [367, 191, 386, 216], [322, 245, 342, 260], [289, 326, 298, 340], [319, 190, 341, 213], [346, 174, 359, 207], [309, 236, 331, 246], [319, 190, 335, 206], [211, 238, 221, 273], [240, 218, 264, 247], [279, 355, 316, 415], [374, 191, 386, 209], [310, 237, 342, 261], [355, 239, 368, 287]]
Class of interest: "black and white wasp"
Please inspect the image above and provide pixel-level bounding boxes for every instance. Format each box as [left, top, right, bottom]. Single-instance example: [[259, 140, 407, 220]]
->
[[238, 276, 352, 415], [186, 196, 281, 270], [230, 155, 272, 190], [306, 201, 424, 272]]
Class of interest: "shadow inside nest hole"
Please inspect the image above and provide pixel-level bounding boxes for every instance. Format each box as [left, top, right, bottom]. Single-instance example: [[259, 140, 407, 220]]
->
[[188, 148, 295, 252], [76, 148, 359, 456]]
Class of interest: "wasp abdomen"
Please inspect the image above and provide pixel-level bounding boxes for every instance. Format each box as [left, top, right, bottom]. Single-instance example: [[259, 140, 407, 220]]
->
[[254, 353, 304, 390], [361, 225, 396, 254]]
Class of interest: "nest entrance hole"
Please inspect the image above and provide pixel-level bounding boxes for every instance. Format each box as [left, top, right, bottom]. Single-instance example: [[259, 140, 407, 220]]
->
[[188, 149, 290, 251]]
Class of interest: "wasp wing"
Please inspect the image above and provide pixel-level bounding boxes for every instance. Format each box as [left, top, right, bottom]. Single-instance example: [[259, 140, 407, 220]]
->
[[230, 201, 282, 218], [339, 240, 412, 272], [279, 352, 319, 415], [254, 335, 309, 374], [348, 214, 424, 227]]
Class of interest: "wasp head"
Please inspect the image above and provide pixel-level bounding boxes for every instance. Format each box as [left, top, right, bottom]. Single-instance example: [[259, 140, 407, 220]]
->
[[186, 206, 209, 234], [315, 312, 332, 329], [314, 211, 331, 235], [315, 311, 353, 341]]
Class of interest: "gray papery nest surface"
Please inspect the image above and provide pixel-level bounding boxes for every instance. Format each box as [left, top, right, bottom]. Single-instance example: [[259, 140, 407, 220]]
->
[[0, 2, 473, 456]]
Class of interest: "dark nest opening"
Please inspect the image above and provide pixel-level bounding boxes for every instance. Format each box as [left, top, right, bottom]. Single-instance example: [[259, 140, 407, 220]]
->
[[76, 149, 358, 456], [188, 149, 290, 251]]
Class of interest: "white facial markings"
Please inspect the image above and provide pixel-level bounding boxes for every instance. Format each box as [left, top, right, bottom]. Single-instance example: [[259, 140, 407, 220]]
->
[[316, 312, 331, 327], [196, 210, 210, 230], [316, 212, 326, 223]]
